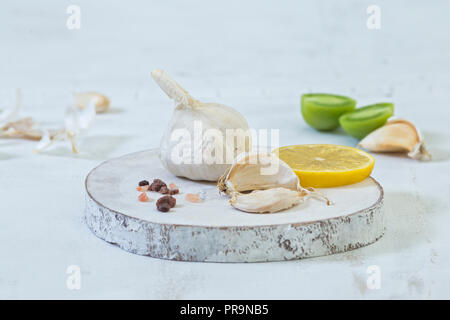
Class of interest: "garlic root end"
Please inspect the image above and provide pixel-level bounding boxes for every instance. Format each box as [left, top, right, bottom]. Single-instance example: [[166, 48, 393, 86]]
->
[[408, 141, 432, 161]]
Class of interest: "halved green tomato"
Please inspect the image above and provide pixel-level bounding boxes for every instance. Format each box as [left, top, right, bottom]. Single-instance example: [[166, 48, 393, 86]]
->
[[301, 93, 356, 131], [339, 103, 394, 139]]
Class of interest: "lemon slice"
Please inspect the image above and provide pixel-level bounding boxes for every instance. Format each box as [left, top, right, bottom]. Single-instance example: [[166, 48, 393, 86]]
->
[[274, 144, 375, 188]]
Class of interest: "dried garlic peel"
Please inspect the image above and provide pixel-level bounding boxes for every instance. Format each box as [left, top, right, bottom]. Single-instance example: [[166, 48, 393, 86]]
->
[[358, 118, 431, 161], [2, 116, 65, 143], [0, 90, 52, 141], [218, 152, 330, 214], [152, 69, 251, 181], [0, 89, 21, 125], [34, 100, 96, 154], [0, 90, 97, 154], [74, 92, 110, 113]]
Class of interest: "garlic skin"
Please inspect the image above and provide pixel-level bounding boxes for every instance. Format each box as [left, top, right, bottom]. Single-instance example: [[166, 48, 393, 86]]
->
[[152, 69, 251, 181], [358, 119, 431, 161], [35, 100, 97, 154], [0, 89, 21, 125], [218, 152, 330, 214]]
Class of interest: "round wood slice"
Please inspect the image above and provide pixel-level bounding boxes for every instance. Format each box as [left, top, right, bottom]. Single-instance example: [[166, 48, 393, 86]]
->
[[85, 149, 384, 262]]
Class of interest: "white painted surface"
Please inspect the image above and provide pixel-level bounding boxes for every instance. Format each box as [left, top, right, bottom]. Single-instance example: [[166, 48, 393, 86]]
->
[[0, 0, 449, 298], [84, 149, 383, 262], [87, 149, 381, 227]]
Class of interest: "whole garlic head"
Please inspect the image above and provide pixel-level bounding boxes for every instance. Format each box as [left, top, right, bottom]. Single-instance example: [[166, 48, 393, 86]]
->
[[152, 69, 251, 181]]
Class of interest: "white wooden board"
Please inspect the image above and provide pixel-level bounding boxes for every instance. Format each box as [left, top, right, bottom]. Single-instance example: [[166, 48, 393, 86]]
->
[[85, 149, 384, 262]]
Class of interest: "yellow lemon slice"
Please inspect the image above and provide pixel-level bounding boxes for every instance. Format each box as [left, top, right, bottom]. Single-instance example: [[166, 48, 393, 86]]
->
[[274, 144, 375, 188]]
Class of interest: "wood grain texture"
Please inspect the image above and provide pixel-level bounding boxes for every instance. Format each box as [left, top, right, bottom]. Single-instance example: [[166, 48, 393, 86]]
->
[[85, 149, 384, 262]]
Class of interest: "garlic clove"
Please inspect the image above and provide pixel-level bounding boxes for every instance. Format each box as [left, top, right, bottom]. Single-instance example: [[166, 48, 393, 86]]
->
[[74, 92, 110, 113], [358, 120, 417, 152], [218, 152, 331, 213], [218, 152, 300, 194], [230, 187, 303, 214], [358, 118, 431, 161]]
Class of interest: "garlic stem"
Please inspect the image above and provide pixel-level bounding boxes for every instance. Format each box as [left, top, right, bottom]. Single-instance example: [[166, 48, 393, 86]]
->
[[74, 92, 110, 113], [151, 69, 197, 107], [229, 188, 302, 214]]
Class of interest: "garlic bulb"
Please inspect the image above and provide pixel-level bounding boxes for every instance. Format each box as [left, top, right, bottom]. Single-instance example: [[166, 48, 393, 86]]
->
[[218, 152, 330, 214], [152, 69, 251, 181], [358, 118, 431, 161]]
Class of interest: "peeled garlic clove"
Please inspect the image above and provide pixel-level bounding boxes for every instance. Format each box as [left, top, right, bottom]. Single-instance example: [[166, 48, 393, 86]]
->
[[152, 69, 251, 181], [358, 119, 431, 161], [230, 187, 304, 214], [74, 92, 110, 113], [218, 152, 300, 194]]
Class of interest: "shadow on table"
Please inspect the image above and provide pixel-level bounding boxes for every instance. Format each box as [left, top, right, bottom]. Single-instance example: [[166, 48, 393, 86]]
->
[[100, 106, 126, 114], [335, 190, 442, 265], [0, 151, 16, 161], [375, 191, 437, 251], [40, 134, 132, 160], [289, 190, 441, 266], [421, 130, 450, 162]]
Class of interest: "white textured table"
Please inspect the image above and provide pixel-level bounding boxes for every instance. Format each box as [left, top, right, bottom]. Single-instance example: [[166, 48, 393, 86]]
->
[[1, 0, 449, 299]]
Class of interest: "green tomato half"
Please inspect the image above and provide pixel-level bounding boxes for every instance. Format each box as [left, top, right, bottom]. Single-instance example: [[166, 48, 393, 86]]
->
[[301, 93, 356, 131], [339, 103, 394, 139]]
